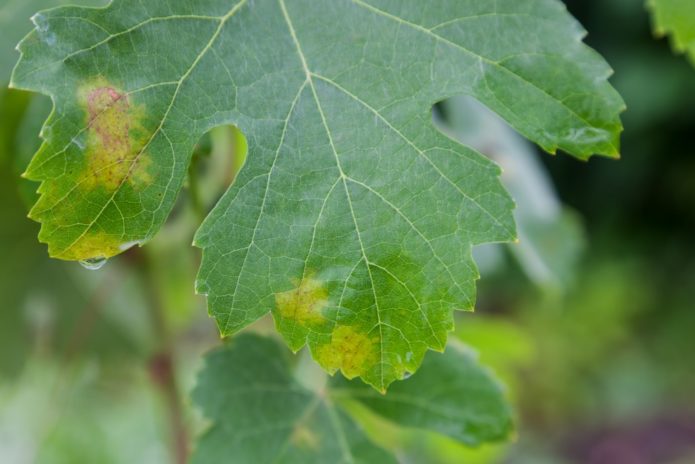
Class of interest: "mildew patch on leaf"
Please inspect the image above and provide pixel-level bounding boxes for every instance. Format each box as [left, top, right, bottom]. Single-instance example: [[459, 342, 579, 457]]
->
[[274, 275, 329, 328], [77, 79, 152, 191], [316, 325, 379, 383]]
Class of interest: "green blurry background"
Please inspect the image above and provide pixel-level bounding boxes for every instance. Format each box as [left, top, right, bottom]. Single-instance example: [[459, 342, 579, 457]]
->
[[1, 0, 694, 463]]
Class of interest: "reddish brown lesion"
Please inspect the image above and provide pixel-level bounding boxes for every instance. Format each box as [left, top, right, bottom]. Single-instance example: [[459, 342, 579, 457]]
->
[[76, 79, 152, 191], [88, 86, 130, 155]]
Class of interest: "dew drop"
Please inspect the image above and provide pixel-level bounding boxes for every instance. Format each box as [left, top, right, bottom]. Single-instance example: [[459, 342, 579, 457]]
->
[[79, 257, 107, 271], [402, 371, 413, 380], [118, 240, 142, 252]]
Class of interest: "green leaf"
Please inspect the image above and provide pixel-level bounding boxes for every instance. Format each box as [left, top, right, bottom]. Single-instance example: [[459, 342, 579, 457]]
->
[[648, 0, 695, 64], [192, 333, 512, 462], [11, 0, 624, 389], [0, 0, 105, 85], [331, 341, 513, 447], [192, 334, 397, 464]]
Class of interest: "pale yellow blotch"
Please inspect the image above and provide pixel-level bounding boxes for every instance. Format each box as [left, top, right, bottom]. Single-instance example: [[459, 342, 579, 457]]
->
[[275, 276, 328, 327], [77, 78, 152, 191], [316, 325, 378, 379], [64, 230, 124, 260], [290, 425, 319, 450]]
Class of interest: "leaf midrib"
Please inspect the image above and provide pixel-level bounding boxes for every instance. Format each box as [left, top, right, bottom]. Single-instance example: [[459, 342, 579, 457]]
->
[[279, 0, 388, 390]]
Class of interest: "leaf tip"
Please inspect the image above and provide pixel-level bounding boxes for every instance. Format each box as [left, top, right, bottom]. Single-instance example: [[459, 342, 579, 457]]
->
[[431, 344, 446, 354]]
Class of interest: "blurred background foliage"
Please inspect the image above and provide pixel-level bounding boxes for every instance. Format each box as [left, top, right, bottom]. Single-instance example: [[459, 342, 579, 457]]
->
[[1, 0, 694, 463]]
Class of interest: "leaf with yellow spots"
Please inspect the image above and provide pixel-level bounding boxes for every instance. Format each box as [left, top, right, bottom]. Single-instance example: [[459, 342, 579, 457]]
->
[[275, 275, 330, 332], [11, 0, 624, 389]]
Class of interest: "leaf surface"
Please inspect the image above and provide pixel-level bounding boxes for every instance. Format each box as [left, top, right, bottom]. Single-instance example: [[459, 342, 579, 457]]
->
[[12, 0, 624, 389], [0, 0, 104, 84], [331, 341, 513, 446], [192, 334, 397, 464], [649, 0, 695, 64], [192, 333, 512, 462]]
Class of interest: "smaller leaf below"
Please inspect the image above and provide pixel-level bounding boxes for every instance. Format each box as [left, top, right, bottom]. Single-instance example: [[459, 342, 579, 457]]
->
[[191, 334, 396, 464], [192, 333, 514, 463], [331, 340, 514, 447]]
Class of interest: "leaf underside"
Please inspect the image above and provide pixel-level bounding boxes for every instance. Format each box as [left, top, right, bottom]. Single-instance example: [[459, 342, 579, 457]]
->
[[12, 0, 624, 390]]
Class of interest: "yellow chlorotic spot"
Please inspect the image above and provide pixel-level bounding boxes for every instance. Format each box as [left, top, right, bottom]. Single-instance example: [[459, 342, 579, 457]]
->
[[316, 325, 378, 379], [289, 425, 319, 450], [77, 78, 152, 191], [61, 230, 124, 261], [275, 275, 328, 327]]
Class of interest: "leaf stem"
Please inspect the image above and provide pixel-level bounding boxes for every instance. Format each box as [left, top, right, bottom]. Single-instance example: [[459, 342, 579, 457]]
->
[[138, 250, 189, 464]]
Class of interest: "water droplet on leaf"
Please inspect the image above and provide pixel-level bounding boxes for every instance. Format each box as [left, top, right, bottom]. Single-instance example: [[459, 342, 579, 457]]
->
[[79, 257, 107, 270], [118, 240, 142, 252]]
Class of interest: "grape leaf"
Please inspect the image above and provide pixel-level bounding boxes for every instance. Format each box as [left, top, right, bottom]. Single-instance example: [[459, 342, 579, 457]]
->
[[331, 341, 513, 447], [648, 0, 695, 64], [192, 334, 397, 464], [192, 333, 512, 462], [11, 0, 624, 390]]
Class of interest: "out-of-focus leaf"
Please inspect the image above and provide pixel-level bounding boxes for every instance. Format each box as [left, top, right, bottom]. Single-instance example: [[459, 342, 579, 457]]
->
[[438, 96, 585, 290], [191, 333, 396, 464], [648, 0, 695, 64], [192, 334, 512, 463], [454, 315, 535, 391], [0, 359, 170, 464], [342, 401, 506, 464], [11, 0, 623, 391], [0, 128, 150, 377], [517, 257, 656, 424], [331, 341, 513, 447]]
